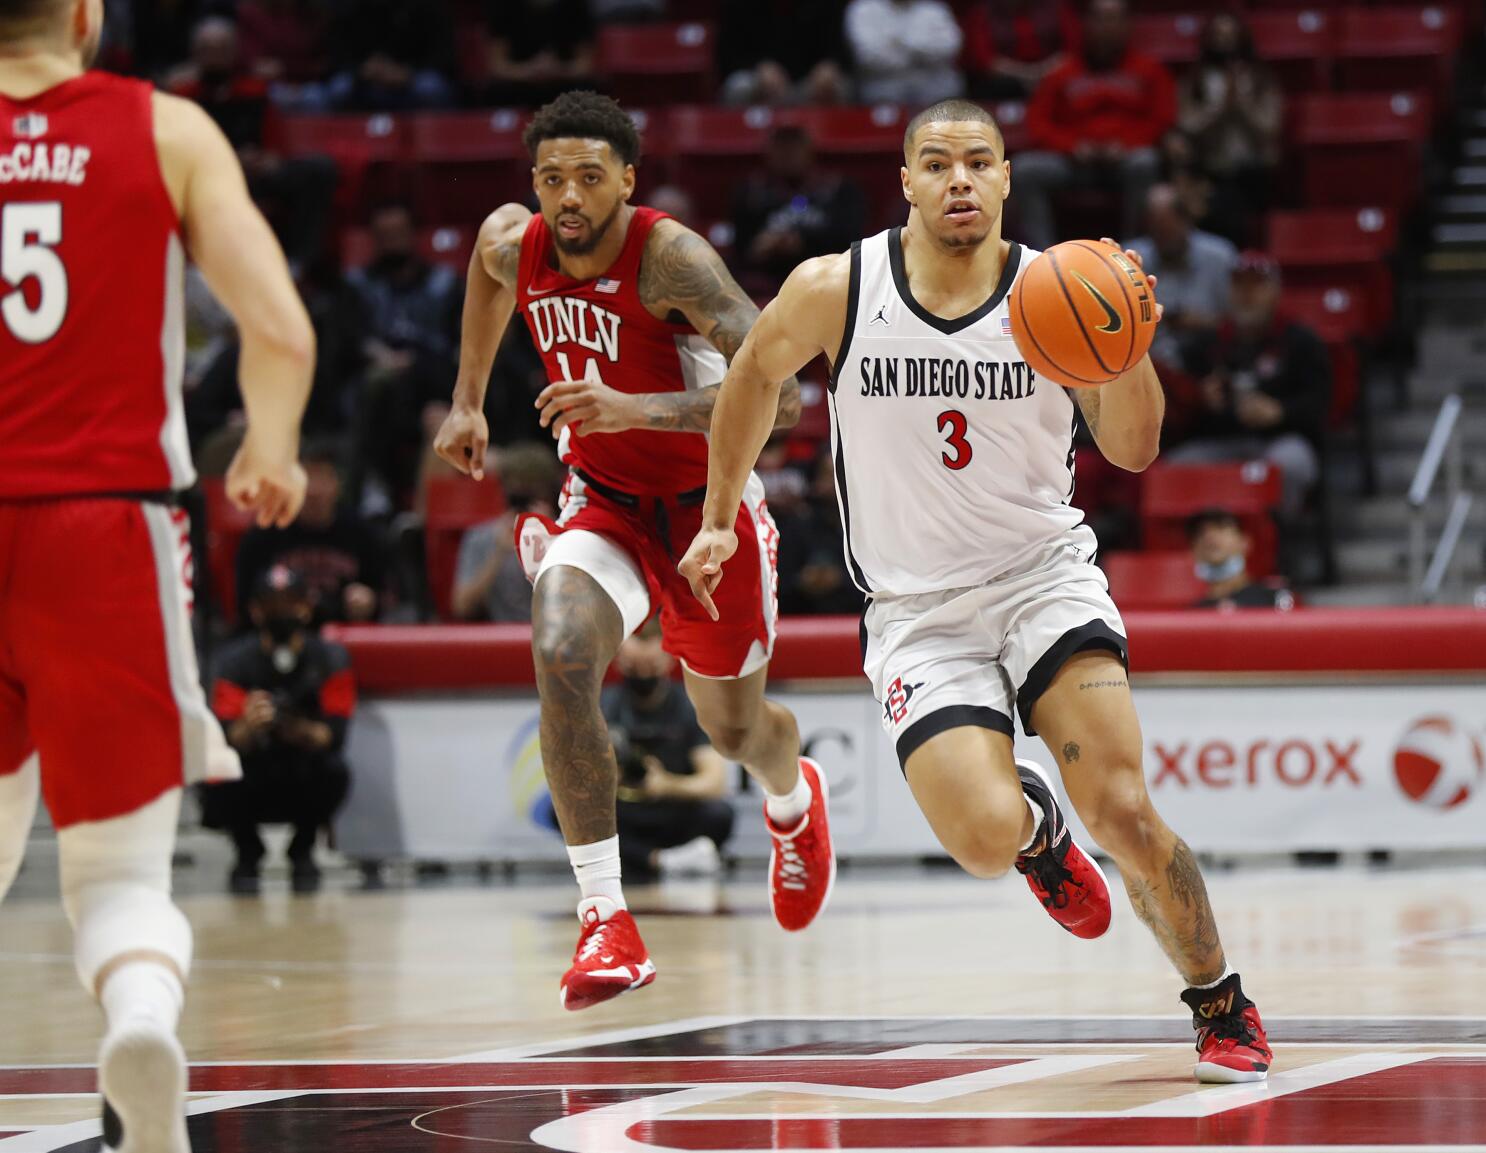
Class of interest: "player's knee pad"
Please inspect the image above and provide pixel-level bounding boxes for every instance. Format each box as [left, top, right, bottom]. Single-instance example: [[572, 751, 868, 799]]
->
[[58, 788, 192, 994], [0, 754, 40, 902]]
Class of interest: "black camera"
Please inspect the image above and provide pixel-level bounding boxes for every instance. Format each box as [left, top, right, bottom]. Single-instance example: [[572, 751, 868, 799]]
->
[[608, 725, 651, 788]]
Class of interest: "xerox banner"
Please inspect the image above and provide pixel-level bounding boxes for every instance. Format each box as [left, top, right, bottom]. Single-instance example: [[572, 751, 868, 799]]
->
[[335, 681, 1486, 860]]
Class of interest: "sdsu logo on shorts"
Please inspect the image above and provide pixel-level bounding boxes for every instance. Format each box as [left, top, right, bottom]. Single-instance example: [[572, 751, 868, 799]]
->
[[884, 677, 924, 725]]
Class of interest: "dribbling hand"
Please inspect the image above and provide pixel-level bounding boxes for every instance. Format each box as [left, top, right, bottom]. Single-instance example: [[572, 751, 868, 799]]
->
[[1100, 237, 1163, 324], [226, 436, 307, 529], [433, 405, 490, 480], [678, 525, 739, 622]]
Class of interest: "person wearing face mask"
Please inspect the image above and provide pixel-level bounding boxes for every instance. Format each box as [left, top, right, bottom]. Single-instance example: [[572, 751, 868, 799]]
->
[[205, 566, 357, 894], [601, 623, 735, 880], [1187, 509, 1295, 610]]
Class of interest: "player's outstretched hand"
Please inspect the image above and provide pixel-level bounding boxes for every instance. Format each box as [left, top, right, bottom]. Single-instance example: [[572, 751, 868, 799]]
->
[[1101, 237, 1163, 324], [226, 437, 308, 529], [678, 525, 739, 622], [433, 405, 491, 480]]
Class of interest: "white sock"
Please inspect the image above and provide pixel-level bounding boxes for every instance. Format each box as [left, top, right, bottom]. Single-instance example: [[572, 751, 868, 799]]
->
[[1193, 966, 1234, 990], [100, 960, 183, 1034], [1018, 794, 1045, 853], [764, 768, 812, 827], [568, 837, 625, 917]]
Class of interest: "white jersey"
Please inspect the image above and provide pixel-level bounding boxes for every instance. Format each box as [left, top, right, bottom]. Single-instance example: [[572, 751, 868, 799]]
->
[[828, 227, 1092, 598]]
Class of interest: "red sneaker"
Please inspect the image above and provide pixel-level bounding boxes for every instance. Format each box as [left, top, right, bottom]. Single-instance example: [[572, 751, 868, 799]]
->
[[766, 758, 836, 932], [1182, 973, 1273, 1083], [559, 899, 656, 1012], [1013, 759, 1112, 940]]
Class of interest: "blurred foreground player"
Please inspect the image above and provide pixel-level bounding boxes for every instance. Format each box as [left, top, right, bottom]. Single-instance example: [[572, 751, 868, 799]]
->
[[434, 91, 835, 1011], [681, 99, 1271, 1083], [0, 0, 314, 1147]]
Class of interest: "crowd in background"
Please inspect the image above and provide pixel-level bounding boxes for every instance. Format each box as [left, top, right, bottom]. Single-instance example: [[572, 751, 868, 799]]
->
[[98, 0, 1338, 640]]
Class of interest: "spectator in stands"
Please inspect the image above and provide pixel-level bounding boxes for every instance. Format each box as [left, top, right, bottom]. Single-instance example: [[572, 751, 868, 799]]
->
[[733, 125, 867, 286], [326, 0, 456, 110], [206, 566, 357, 894], [167, 16, 336, 272], [237, 0, 332, 110], [775, 449, 865, 616], [1158, 127, 1249, 249], [346, 201, 462, 505], [451, 443, 563, 622], [604, 623, 735, 880], [1178, 12, 1282, 228], [844, 0, 964, 107], [1014, 0, 1175, 250], [1168, 252, 1330, 519], [485, 0, 595, 107], [1127, 184, 1237, 370], [962, 0, 1078, 101], [719, 0, 851, 107], [1187, 508, 1295, 610], [649, 184, 697, 228], [236, 443, 388, 626]]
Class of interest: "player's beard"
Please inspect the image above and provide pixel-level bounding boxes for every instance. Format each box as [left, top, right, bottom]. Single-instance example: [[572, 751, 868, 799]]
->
[[553, 200, 622, 256]]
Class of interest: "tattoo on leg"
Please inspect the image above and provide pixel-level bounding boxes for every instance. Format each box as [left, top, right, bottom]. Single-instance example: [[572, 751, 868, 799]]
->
[[1124, 838, 1226, 986], [1077, 679, 1128, 691], [532, 570, 623, 845], [1062, 741, 1081, 764]]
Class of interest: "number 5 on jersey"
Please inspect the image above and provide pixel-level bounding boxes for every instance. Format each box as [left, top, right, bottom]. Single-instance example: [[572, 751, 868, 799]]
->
[[1, 202, 67, 344], [938, 409, 971, 470]]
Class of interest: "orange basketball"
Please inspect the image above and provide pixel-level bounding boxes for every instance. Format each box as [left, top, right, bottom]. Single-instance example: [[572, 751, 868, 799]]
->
[[1008, 240, 1157, 388]]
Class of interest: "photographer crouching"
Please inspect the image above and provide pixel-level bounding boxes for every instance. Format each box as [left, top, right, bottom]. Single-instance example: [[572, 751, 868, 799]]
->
[[604, 622, 735, 879], [205, 566, 356, 893]]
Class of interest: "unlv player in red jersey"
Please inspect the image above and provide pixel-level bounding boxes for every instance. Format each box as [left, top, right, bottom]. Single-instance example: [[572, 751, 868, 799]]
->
[[0, 0, 313, 1147], [434, 91, 835, 1010]]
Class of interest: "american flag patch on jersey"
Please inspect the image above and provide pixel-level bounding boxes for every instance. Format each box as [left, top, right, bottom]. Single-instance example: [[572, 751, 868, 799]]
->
[[595, 278, 621, 294], [1001, 316, 1013, 335], [12, 112, 47, 139]]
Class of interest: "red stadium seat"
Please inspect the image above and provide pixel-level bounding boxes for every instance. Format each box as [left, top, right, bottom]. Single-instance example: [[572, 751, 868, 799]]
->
[[406, 110, 530, 227], [340, 225, 474, 272], [424, 474, 507, 620], [1292, 91, 1431, 212], [271, 113, 408, 215], [1267, 206, 1396, 331], [1336, 5, 1460, 105], [202, 478, 257, 628], [1102, 551, 1206, 611], [1129, 13, 1203, 66], [1140, 462, 1283, 576], [668, 106, 784, 219], [596, 22, 716, 105], [1281, 286, 1366, 427], [1249, 9, 1338, 93]]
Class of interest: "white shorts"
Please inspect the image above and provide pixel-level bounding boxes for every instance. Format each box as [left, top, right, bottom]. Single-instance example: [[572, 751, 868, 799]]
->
[[862, 530, 1127, 767]]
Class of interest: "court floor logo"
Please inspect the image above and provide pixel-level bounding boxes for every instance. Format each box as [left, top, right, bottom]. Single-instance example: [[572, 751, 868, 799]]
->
[[1394, 715, 1485, 810]]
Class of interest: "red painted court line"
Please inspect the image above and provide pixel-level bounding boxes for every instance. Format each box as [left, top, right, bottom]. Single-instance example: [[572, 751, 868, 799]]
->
[[0, 1058, 1017, 1097], [636, 1059, 1486, 1149]]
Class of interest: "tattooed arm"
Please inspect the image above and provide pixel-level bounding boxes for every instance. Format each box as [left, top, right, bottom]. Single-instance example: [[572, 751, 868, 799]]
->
[[634, 219, 802, 433], [434, 204, 529, 478]]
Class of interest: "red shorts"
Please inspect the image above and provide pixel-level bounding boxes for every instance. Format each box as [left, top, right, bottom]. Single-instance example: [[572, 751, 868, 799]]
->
[[535, 470, 779, 679], [0, 498, 227, 828]]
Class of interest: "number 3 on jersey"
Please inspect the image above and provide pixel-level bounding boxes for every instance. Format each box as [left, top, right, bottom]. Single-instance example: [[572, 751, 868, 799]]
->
[[938, 409, 972, 470], [1, 202, 68, 344]]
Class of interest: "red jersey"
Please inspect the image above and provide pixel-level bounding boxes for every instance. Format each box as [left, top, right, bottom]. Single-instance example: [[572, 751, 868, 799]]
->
[[516, 206, 724, 495], [0, 72, 192, 500]]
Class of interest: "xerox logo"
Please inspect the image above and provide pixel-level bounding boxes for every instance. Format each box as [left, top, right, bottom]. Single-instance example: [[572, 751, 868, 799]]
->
[[1151, 738, 1362, 789], [1393, 715, 1485, 810]]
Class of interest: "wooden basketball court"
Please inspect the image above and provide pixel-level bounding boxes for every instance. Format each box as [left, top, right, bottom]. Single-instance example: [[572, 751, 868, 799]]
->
[[2, 856, 1484, 1151]]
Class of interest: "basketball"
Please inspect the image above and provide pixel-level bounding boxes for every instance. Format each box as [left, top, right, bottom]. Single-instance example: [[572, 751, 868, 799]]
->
[[1008, 240, 1158, 389]]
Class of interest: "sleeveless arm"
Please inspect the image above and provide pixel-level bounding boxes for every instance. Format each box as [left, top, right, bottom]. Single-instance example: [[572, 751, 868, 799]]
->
[[450, 205, 530, 413], [635, 220, 802, 432], [155, 93, 312, 462], [700, 254, 850, 531]]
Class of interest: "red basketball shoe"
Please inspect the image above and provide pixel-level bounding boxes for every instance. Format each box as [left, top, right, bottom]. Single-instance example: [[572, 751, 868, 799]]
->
[[767, 758, 836, 932], [1182, 973, 1273, 1083], [559, 899, 656, 1012], [1013, 758, 1112, 939]]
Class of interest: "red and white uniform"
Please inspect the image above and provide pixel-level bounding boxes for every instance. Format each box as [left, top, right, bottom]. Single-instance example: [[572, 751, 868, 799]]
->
[[516, 208, 777, 678], [0, 72, 234, 829]]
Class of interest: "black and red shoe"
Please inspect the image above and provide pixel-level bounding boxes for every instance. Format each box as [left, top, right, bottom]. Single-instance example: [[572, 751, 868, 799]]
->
[[1181, 972, 1273, 1083], [1013, 759, 1112, 940]]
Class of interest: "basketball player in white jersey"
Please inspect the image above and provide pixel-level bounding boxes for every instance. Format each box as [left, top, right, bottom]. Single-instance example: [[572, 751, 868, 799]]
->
[[680, 100, 1272, 1084]]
